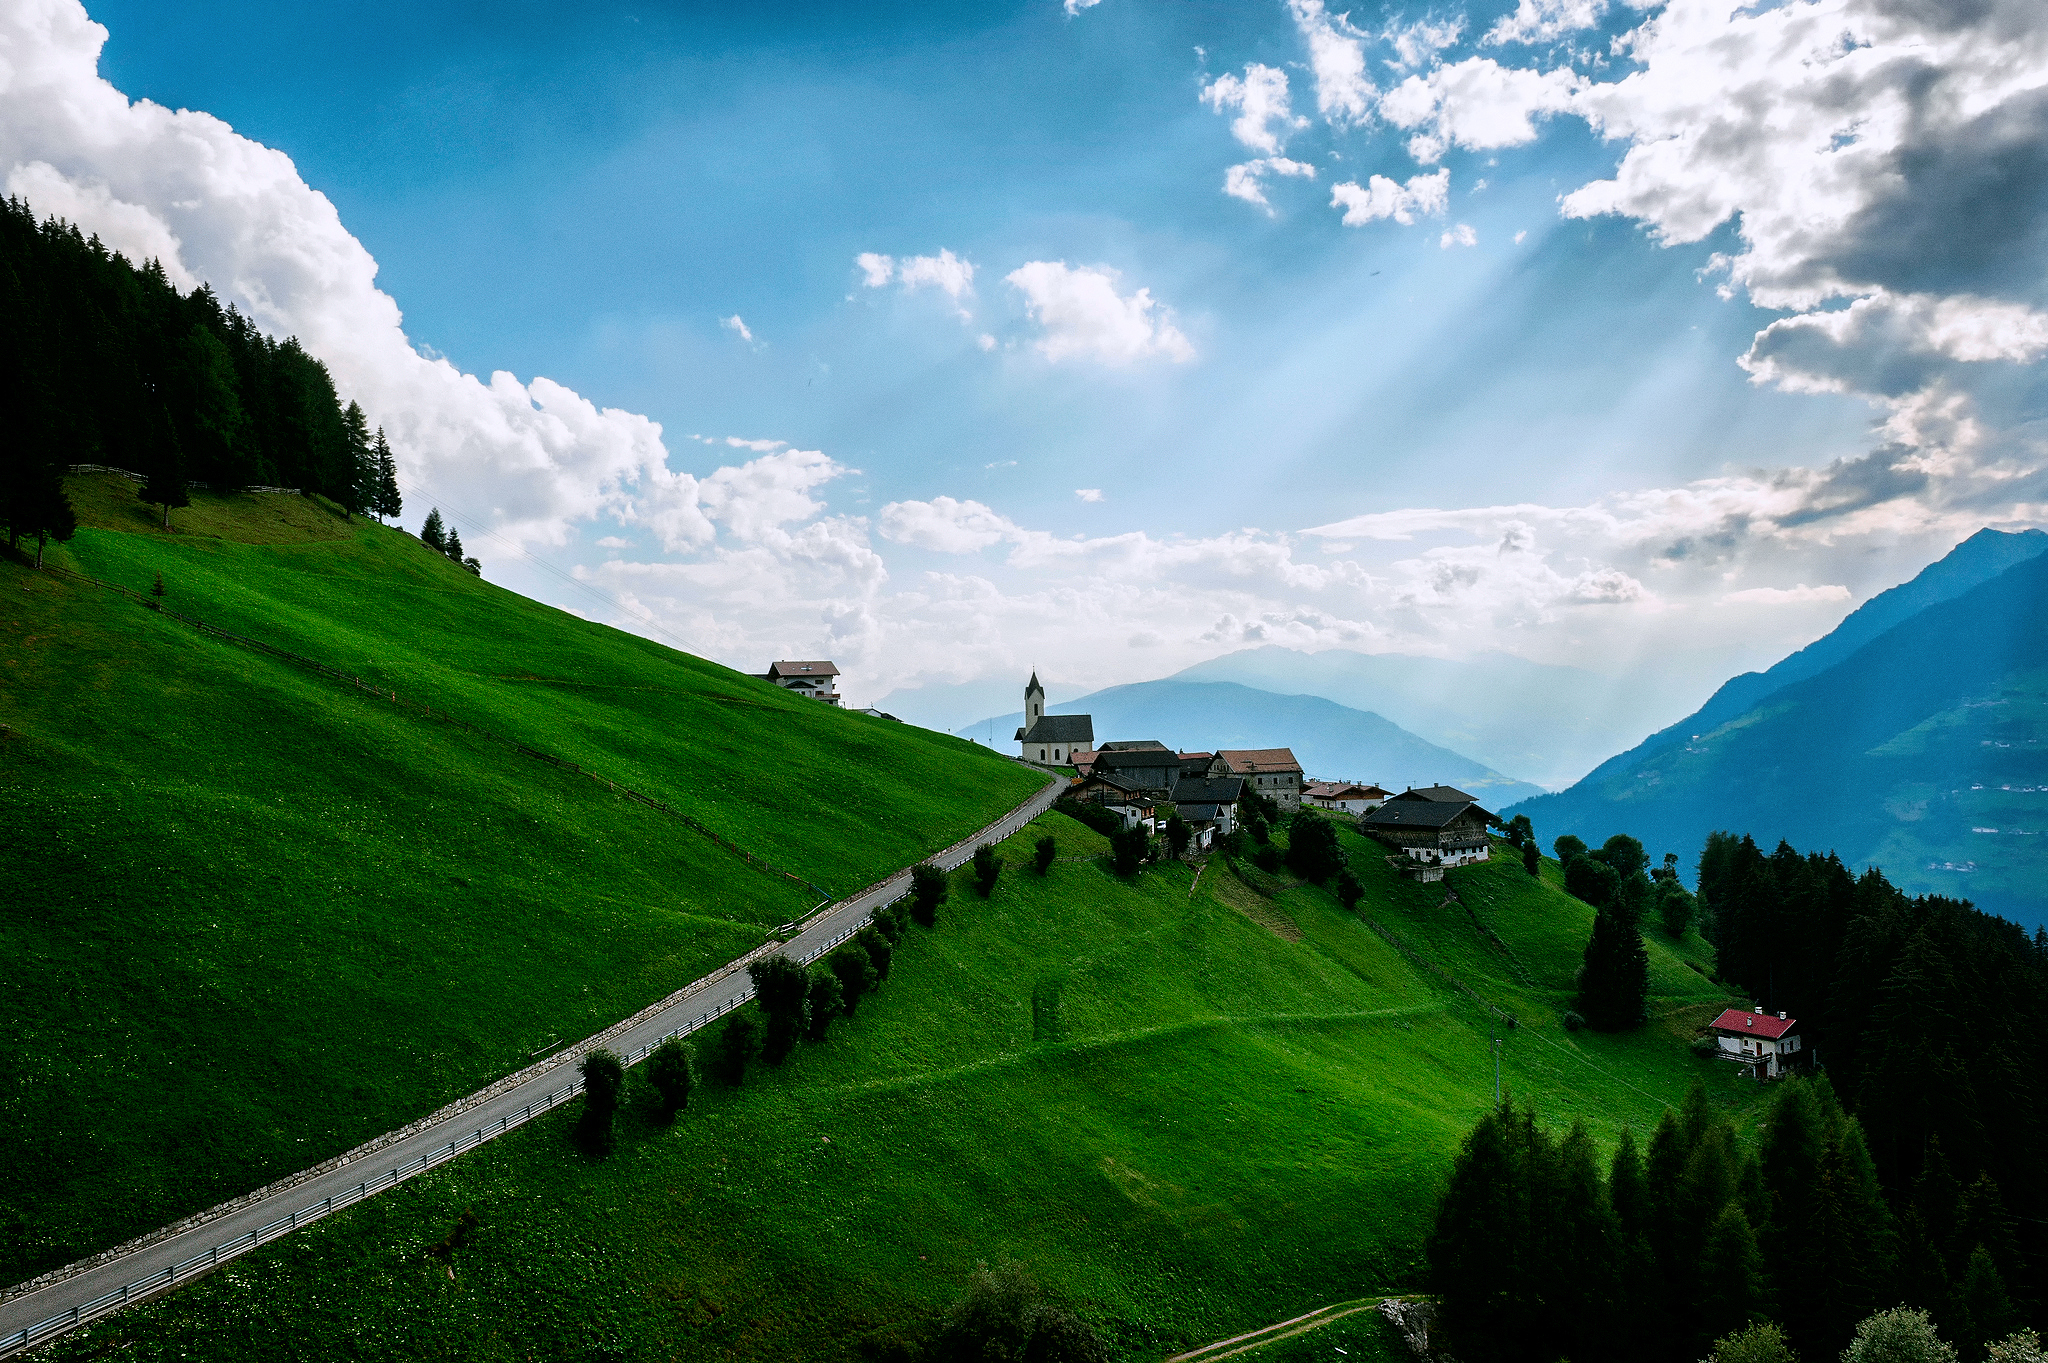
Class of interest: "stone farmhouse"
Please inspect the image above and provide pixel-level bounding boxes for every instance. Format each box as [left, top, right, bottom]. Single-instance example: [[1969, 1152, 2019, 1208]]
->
[[1213, 749, 1304, 810], [761, 660, 841, 705], [1359, 785, 1496, 880], [1708, 1007, 1803, 1078], [1015, 673, 1095, 766], [1173, 776, 1245, 836], [1305, 781, 1391, 815]]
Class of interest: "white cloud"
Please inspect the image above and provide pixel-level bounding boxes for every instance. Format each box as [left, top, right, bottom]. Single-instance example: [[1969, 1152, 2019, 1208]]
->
[[1076, 488, 1105, 502], [1286, 0, 1376, 127], [1441, 222, 1478, 248], [855, 252, 895, 287], [1514, 229, 1528, 243], [856, 248, 977, 321], [977, 333, 997, 351], [1330, 169, 1451, 226], [1064, 0, 1102, 13], [1722, 584, 1852, 605], [1222, 156, 1317, 212], [721, 314, 755, 343], [1200, 64, 1307, 155], [725, 436, 788, 451], [595, 536, 630, 549], [1484, 0, 1606, 46], [1388, 16, 1468, 69], [1004, 261, 1196, 365], [1378, 57, 1582, 163]]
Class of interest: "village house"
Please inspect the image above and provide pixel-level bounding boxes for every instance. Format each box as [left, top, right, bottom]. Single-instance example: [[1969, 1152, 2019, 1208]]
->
[[762, 660, 842, 705], [1359, 788, 1497, 879], [1172, 775, 1245, 837], [1708, 1007, 1803, 1078], [1092, 740, 1186, 796], [1065, 771, 1159, 834], [1215, 749, 1304, 810], [1014, 673, 1094, 766], [1304, 780, 1392, 815]]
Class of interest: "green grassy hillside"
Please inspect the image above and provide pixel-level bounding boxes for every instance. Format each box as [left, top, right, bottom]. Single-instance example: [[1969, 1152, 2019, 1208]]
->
[[0, 476, 1042, 1281], [39, 812, 1749, 1362]]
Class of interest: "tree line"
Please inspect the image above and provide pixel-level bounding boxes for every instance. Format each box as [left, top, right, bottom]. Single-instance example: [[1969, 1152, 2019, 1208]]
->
[[0, 198, 400, 557]]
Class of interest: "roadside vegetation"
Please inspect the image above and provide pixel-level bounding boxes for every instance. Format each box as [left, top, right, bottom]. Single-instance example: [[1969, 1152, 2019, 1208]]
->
[[0, 476, 1039, 1281], [36, 808, 1751, 1361]]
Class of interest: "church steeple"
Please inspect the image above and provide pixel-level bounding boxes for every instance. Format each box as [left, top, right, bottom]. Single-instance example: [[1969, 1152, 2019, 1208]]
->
[[1025, 671, 1044, 729]]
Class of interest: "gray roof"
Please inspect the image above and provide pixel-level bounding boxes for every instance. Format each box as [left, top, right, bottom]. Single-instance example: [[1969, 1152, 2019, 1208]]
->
[[1396, 785, 1476, 803], [1019, 714, 1095, 745], [1100, 739, 1171, 752], [1093, 746, 1185, 769], [1173, 776, 1245, 804], [1361, 799, 1498, 830]]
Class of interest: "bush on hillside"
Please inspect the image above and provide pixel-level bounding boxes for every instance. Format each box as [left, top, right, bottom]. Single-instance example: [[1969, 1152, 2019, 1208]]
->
[[573, 1049, 625, 1156], [1244, 813, 1271, 845], [910, 864, 948, 927], [1285, 810, 1346, 883], [1166, 815, 1191, 859], [1034, 834, 1057, 875], [1841, 1308, 1956, 1363], [1989, 1330, 2047, 1363], [858, 925, 893, 981], [871, 902, 905, 944], [747, 955, 810, 1065], [1553, 834, 1588, 864], [1564, 853, 1622, 911], [1335, 868, 1363, 911], [1053, 797, 1123, 839], [1251, 843, 1281, 874], [1656, 879, 1697, 938], [644, 1038, 694, 1120], [1110, 826, 1149, 877], [805, 969, 843, 1042], [1562, 1010, 1585, 1032], [927, 1260, 1110, 1363], [1522, 842, 1540, 877], [1706, 1322, 1799, 1363], [831, 945, 879, 1016], [712, 1013, 759, 1086], [973, 844, 1002, 897]]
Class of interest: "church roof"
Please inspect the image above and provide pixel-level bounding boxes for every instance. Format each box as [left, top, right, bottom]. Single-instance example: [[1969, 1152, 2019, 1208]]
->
[[1019, 714, 1094, 744]]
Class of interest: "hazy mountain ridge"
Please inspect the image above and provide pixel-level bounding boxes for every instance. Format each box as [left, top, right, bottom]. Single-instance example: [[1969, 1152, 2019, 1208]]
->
[[1512, 535, 2048, 929], [1171, 646, 1703, 790], [960, 678, 1547, 804]]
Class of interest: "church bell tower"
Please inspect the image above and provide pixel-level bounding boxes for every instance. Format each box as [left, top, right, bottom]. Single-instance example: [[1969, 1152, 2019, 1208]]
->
[[1024, 671, 1045, 731]]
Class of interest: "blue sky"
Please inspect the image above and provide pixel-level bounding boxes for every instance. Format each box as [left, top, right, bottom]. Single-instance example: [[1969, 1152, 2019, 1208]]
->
[[9, 0, 2046, 735]]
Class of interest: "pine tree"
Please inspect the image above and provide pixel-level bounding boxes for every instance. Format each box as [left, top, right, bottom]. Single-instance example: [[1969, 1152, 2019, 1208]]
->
[[910, 863, 948, 926], [973, 843, 1002, 897], [712, 1013, 758, 1085], [573, 1048, 625, 1155], [445, 526, 464, 561], [1034, 834, 1057, 875], [1953, 1244, 2020, 1362], [1576, 906, 1648, 1029], [139, 411, 189, 530], [421, 507, 447, 551], [338, 401, 371, 517], [857, 924, 892, 980], [1523, 841, 1541, 876], [1697, 1205, 1766, 1350], [373, 428, 400, 521]]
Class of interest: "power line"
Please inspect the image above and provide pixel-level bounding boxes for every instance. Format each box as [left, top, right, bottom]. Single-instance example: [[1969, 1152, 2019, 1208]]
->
[[393, 474, 699, 656]]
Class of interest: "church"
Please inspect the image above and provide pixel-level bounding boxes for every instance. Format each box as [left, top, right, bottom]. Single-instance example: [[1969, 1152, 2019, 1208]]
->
[[1014, 673, 1094, 766]]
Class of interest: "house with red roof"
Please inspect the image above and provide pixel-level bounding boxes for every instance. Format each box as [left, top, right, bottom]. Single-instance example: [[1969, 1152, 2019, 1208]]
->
[[1708, 1006, 1804, 1078]]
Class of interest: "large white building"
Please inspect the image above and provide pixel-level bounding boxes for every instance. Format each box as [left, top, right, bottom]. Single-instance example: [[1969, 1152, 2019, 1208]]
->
[[1709, 1007, 1802, 1078]]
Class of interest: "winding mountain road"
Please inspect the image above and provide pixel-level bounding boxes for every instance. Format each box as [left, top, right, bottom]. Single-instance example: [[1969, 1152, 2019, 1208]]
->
[[0, 770, 1062, 1356]]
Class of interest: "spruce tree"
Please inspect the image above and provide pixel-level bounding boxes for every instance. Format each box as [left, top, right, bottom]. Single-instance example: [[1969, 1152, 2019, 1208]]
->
[[573, 1048, 625, 1155], [1523, 841, 1540, 876], [1697, 1205, 1765, 1350], [139, 413, 189, 530], [1576, 906, 1648, 1029], [857, 924, 892, 980], [973, 843, 1002, 897], [1426, 1104, 1524, 1362], [421, 507, 447, 551], [910, 863, 948, 927], [1034, 834, 1057, 875], [712, 1012, 758, 1085], [445, 526, 464, 561], [338, 400, 371, 517], [373, 428, 401, 520]]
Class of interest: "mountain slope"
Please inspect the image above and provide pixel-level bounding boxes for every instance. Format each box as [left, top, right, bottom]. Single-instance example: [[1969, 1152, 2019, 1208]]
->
[[1558, 527, 2048, 801], [1512, 544, 2048, 928], [961, 678, 1546, 804], [0, 474, 1042, 1282], [1171, 647, 1695, 790], [38, 809, 1747, 1363]]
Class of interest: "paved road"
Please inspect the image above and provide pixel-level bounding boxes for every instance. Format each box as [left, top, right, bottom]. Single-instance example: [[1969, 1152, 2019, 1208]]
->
[[0, 772, 1062, 1355]]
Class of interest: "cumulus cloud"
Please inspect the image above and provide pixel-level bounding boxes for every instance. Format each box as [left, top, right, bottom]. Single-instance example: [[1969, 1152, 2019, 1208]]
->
[[1484, 0, 1606, 46], [1388, 16, 1467, 69], [1201, 64, 1307, 155], [1330, 169, 1450, 226], [1004, 261, 1196, 365], [1076, 488, 1105, 502], [1378, 57, 1582, 164], [1441, 222, 1478, 248], [1222, 156, 1317, 212], [1064, 0, 1102, 13], [1286, 0, 1376, 127]]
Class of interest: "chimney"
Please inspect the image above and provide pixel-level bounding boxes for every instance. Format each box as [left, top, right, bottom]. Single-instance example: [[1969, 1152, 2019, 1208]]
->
[[1754, 1006, 1763, 1014], [1778, 1011, 1787, 1020]]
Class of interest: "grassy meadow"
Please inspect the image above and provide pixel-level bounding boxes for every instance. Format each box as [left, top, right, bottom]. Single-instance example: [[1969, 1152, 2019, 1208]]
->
[[0, 476, 1040, 1281], [37, 810, 1752, 1362]]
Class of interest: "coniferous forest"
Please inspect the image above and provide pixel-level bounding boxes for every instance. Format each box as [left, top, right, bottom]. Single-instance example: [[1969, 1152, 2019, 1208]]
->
[[0, 197, 396, 557], [1430, 831, 2048, 1363]]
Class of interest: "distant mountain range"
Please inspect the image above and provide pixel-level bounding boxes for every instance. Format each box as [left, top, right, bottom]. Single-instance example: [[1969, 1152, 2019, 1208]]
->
[[959, 678, 1548, 806], [1511, 528, 2048, 930], [1172, 647, 1701, 790]]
